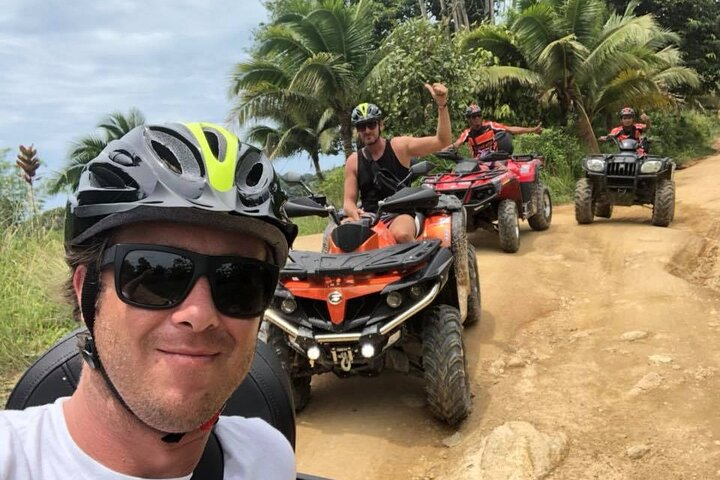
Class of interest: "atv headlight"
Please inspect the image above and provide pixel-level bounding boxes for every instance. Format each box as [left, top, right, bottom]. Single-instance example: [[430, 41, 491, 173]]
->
[[280, 298, 297, 314], [386, 292, 403, 308], [640, 160, 662, 173], [586, 158, 606, 172]]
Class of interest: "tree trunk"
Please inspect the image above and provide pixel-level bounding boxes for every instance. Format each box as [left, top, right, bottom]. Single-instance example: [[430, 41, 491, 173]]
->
[[311, 151, 324, 180], [418, 0, 427, 17], [575, 101, 600, 153], [339, 112, 354, 159]]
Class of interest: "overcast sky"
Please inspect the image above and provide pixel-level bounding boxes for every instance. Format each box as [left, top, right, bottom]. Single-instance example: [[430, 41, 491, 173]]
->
[[0, 0, 343, 208]]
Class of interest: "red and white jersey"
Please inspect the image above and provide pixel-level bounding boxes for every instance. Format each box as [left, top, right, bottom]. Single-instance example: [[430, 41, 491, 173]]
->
[[456, 121, 508, 157], [609, 123, 646, 141]]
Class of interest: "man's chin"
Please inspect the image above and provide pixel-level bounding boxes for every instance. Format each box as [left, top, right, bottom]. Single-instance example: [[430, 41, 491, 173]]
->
[[132, 391, 226, 433]]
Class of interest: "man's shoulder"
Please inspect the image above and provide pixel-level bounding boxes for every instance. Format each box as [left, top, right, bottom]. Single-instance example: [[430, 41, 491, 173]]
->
[[1, 400, 59, 433], [0, 400, 66, 478], [635, 123, 647, 129], [215, 416, 295, 478]]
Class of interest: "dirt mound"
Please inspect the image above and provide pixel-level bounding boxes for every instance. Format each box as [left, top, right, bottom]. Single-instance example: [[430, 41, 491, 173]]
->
[[445, 421, 567, 480], [668, 218, 720, 292]]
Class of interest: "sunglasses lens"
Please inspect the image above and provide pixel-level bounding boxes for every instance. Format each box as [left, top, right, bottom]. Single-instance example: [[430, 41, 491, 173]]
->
[[212, 260, 278, 318], [119, 250, 193, 307], [357, 121, 377, 131]]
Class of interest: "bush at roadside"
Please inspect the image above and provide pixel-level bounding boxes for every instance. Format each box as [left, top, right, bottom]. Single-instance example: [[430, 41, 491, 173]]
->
[[0, 222, 75, 404], [645, 110, 719, 164], [513, 128, 586, 202]]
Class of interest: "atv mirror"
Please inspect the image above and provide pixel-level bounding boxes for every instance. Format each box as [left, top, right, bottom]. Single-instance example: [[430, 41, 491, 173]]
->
[[433, 149, 462, 162], [410, 160, 436, 176], [284, 197, 329, 218], [377, 186, 438, 215], [494, 131, 514, 154], [282, 172, 304, 184]]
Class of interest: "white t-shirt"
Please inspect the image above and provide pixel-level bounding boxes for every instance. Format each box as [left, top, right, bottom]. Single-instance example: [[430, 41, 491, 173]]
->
[[0, 398, 295, 480]]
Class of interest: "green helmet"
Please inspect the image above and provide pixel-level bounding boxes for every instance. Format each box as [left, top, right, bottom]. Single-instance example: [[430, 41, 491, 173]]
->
[[351, 102, 383, 126], [66, 122, 297, 265]]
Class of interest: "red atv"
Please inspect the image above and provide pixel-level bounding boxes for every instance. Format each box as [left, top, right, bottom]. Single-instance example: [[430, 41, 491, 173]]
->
[[260, 163, 480, 425], [423, 132, 552, 253]]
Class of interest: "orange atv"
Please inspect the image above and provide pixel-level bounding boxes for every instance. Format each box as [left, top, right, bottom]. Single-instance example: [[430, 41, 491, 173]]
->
[[260, 163, 480, 425]]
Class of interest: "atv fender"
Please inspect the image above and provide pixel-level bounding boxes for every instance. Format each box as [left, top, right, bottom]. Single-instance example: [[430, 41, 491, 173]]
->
[[451, 209, 470, 322]]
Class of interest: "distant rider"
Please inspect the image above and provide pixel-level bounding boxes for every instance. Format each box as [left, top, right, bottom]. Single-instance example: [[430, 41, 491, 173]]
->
[[599, 107, 651, 143], [447, 103, 542, 158]]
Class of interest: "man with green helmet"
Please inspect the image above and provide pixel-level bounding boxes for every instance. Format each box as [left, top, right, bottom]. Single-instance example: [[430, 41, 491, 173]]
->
[[0, 123, 297, 479], [343, 83, 451, 243]]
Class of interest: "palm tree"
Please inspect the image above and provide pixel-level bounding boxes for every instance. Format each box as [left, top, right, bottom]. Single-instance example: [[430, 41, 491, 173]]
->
[[246, 107, 339, 179], [47, 109, 145, 194], [230, 0, 378, 158], [463, 0, 699, 152]]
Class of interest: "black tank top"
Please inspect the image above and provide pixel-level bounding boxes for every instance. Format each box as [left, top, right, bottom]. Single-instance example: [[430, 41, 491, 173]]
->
[[357, 140, 409, 213]]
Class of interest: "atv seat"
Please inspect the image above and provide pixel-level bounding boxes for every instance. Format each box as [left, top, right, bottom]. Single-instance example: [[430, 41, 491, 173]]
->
[[454, 160, 481, 174], [6, 327, 297, 447], [331, 221, 374, 252]]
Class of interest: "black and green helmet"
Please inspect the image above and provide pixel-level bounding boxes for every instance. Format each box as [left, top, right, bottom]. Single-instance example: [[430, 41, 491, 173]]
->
[[66, 122, 298, 265], [351, 102, 383, 126]]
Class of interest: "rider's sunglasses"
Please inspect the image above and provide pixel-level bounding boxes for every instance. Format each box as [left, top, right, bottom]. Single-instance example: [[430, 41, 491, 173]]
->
[[621, 115, 633, 120], [100, 244, 280, 319], [356, 121, 378, 132], [469, 114, 482, 119]]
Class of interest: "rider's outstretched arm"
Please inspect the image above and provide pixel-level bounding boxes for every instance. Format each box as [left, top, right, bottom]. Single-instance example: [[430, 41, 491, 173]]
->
[[505, 123, 542, 135], [395, 83, 452, 161]]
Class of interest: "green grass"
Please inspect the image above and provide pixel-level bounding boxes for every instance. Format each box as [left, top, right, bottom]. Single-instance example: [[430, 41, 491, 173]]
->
[[0, 223, 76, 405]]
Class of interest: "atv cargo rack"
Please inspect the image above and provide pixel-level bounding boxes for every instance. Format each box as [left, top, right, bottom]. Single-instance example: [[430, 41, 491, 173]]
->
[[281, 239, 442, 278]]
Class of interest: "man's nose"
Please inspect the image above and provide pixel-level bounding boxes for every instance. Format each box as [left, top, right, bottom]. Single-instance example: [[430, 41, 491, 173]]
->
[[168, 277, 221, 331]]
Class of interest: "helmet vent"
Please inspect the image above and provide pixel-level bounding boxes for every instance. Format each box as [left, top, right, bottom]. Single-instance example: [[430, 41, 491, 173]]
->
[[247, 163, 263, 187], [203, 130, 220, 160], [89, 163, 138, 189], [147, 126, 205, 178], [151, 140, 182, 174]]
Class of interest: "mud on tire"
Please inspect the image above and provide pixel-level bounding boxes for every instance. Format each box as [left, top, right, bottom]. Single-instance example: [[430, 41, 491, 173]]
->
[[261, 322, 312, 412], [465, 244, 481, 326], [652, 178, 675, 227], [528, 183, 552, 231], [498, 199, 520, 253], [575, 178, 594, 224], [422, 305, 471, 425]]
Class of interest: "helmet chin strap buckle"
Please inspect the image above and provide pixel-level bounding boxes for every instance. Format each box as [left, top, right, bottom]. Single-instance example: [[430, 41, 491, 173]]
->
[[76, 332, 99, 370]]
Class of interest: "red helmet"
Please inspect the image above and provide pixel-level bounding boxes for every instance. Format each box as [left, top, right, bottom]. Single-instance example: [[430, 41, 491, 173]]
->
[[465, 104, 482, 118], [619, 107, 635, 118]]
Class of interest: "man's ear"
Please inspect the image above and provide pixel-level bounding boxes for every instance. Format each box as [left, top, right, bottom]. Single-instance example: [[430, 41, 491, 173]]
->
[[73, 265, 87, 308]]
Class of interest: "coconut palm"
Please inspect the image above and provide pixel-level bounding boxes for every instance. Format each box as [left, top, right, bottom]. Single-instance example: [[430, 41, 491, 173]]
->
[[47, 109, 145, 194], [230, 0, 378, 157], [246, 107, 339, 180], [463, 0, 699, 152]]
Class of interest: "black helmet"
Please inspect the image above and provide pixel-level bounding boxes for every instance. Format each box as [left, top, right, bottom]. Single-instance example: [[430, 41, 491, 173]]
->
[[66, 122, 297, 265], [351, 102, 383, 126], [619, 107, 635, 118], [465, 103, 482, 118]]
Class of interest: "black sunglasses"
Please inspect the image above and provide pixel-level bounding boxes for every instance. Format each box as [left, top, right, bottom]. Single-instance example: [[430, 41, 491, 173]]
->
[[469, 113, 482, 119], [100, 244, 280, 319], [356, 121, 378, 132]]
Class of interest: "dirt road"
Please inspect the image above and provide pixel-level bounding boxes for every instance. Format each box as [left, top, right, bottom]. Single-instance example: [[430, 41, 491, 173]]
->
[[292, 151, 720, 479]]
